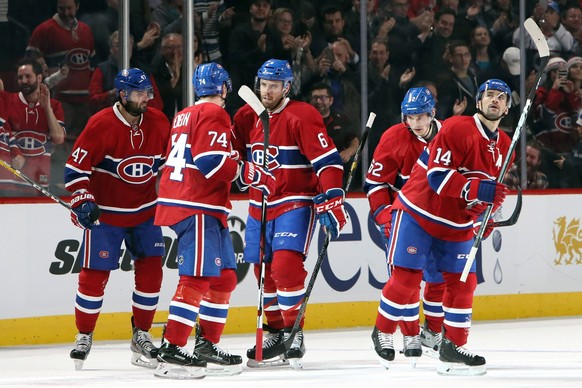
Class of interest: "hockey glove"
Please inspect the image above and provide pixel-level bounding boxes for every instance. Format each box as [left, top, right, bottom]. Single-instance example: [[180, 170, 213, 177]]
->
[[70, 189, 101, 229], [239, 161, 276, 196], [462, 179, 508, 208], [313, 188, 348, 239], [473, 219, 495, 239], [373, 204, 392, 242]]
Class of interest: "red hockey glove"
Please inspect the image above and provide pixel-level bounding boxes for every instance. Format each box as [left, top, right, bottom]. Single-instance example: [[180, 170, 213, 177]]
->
[[313, 188, 348, 239], [70, 189, 101, 229], [239, 161, 276, 196], [473, 219, 495, 239], [373, 204, 392, 242], [462, 179, 508, 208]]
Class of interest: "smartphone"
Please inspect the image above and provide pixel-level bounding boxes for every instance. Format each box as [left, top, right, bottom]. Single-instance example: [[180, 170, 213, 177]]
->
[[323, 47, 335, 63], [557, 67, 568, 79]]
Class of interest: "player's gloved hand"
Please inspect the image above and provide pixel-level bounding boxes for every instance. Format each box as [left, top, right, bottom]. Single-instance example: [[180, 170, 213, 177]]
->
[[239, 161, 276, 196], [462, 179, 508, 208], [373, 204, 392, 241], [70, 189, 101, 229], [313, 188, 348, 239], [473, 219, 495, 239]]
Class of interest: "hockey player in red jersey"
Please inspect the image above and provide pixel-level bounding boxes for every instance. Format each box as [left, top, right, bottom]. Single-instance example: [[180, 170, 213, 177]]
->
[[154, 63, 275, 379], [371, 79, 513, 376], [365, 87, 445, 365], [232, 59, 347, 369], [64, 68, 170, 371]]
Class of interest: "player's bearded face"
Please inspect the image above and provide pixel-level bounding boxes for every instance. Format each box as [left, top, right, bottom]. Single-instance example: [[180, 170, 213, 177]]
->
[[405, 113, 432, 139], [478, 91, 509, 121], [123, 90, 150, 116], [259, 79, 287, 110]]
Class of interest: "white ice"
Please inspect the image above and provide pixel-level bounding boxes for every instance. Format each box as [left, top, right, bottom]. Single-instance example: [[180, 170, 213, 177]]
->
[[1, 317, 581, 388]]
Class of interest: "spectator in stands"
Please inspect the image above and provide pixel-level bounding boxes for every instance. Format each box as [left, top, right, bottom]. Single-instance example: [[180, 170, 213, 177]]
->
[[435, 40, 476, 119], [554, 116, 582, 188], [560, 4, 582, 55], [470, 26, 500, 83], [5, 58, 66, 196], [416, 8, 456, 82], [311, 4, 360, 61], [271, 7, 316, 99], [152, 33, 184, 121], [151, 0, 185, 37], [503, 140, 549, 190], [89, 31, 163, 114], [309, 82, 359, 188], [227, 0, 287, 112], [194, 0, 235, 64], [484, 0, 518, 54]]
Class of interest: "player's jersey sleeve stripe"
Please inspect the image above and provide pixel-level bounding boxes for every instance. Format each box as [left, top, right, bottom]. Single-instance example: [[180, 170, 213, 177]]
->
[[427, 167, 455, 195], [194, 151, 229, 178], [311, 149, 343, 175]]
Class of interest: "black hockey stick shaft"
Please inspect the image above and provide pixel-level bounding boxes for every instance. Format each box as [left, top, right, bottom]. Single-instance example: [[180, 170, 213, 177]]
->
[[461, 18, 549, 282], [0, 158, 70, 209], [492, 185, 522, 228], [284, 112, 376, 350], [237, 85, 270, 361]]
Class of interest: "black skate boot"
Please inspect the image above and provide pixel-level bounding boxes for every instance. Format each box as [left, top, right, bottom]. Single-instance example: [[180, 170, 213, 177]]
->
[[371, 326, 394, 369], [246, 324, 288, 368], [154, 340, 206, 380], [420, 322, 442, 358], [283, 327, 306, 370], [403, 334, 422, 366], [70, 332, 93, 371], [194, 333, 242, 376], [437, 337, 486, 376], [130, 316, 159, 369]]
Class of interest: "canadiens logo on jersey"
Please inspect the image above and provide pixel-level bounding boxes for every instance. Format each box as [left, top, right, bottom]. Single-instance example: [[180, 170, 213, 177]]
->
[[116, 155, 155, 184], [15, 130, 48, 156], [250, 143, 280, 170], [65, 48, 92, 71]]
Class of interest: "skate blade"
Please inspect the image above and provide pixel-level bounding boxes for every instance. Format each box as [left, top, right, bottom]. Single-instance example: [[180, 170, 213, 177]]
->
[[288, 358, 303, 370], [154, 362, 206, 380], [437, 362, 487, 376], [73, 359, 85, 371], [422, 347, 440, 359], [131, 352, 158, 369], [206, 364, 243, 376], [246, 356, 289, 368]]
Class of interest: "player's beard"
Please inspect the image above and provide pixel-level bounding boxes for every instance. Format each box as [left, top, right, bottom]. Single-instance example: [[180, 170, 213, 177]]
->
[[123, 100, 147, 116], [478, 102, 505, 122], [19, 81, 37, 97]]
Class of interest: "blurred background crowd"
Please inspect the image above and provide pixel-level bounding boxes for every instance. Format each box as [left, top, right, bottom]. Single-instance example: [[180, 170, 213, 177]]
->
[[1, 0, 582, 197]]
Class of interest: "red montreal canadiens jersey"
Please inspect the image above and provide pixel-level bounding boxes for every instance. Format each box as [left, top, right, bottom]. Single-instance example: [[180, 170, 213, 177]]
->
[[392, 115, 514, 241], [0, 92, 22, 190], [27, 18, 95, 104], [232, 99, 343, 221], [364, 121, 441, 215], [155, 101, 239, 228], [64, 103, 170, 227], [6, 92, 65, 192]]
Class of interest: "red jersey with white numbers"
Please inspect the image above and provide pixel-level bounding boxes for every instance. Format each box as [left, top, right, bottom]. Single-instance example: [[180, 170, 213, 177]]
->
[[5, 92, 65, 193], [392, 115, 514, 241], [232, 99, 343, 221], [64, 103, 170, 227], [27, 17, 95, 104], [155, 101, 239, 228], [364, 121, 441, 215]]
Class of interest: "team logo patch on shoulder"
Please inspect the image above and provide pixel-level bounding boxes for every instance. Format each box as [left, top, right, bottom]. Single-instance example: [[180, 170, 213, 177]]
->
[[407, 246, 418, 254], [214, 257, 222, 266], [99, 251, 110, 258]]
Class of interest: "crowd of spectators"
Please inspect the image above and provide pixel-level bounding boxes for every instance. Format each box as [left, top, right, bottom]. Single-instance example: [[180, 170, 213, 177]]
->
[[1, 0, 582, 196]]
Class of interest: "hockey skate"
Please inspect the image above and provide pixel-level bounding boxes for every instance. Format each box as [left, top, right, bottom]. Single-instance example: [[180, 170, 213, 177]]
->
[[246, 325, 289, 368], [130, 317, 159, 369], [420, 322, 442, 359], [437, 337, 486, 376], [283, 327, 306, 370], [371, 326, 394, 369], [154, 340, 207, 380], [403, 335, 422, 367], [70, 332, 93, 371], [194, 334, 243, 376]]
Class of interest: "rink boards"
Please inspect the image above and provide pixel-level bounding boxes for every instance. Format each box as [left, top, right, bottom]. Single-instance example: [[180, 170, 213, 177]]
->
[[1, 192, 582, 345]]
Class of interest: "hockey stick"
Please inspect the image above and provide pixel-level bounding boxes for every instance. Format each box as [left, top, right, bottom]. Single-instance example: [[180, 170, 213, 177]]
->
[[0, 158, 71, 209], [284, 112, 377, 351], [461, 18, 549, 282], [237, 85, 270, 361], [492, 185, 522, 228]]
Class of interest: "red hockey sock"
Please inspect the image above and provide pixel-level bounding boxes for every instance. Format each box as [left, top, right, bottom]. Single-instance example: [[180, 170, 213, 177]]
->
[[75, 268, 110, 334], [442, 272, 477, 346], [132, 257, 163, 331], [199, 269, 237, 344], [271, 250, 307, 328], [423, 281, 446, 333], [254, 264, 284, 330], [376, 267, 422, 334]]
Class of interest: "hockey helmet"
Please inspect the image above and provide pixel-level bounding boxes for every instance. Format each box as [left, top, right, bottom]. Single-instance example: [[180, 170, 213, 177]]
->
[[401, 87, 435, 118], [476, 79, 512, 108], [256, 59, 293, 92], [193, 62, 232, 97], [114, 68, 154, 99]]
